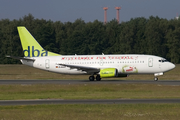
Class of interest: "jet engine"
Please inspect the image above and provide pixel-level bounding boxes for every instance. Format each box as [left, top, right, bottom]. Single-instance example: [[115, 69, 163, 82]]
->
[[100, 68, 128, 78], [100, 68, 118, 78]]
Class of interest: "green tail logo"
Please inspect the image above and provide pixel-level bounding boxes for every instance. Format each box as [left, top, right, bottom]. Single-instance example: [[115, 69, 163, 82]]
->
[[18, 26, 60, 57]]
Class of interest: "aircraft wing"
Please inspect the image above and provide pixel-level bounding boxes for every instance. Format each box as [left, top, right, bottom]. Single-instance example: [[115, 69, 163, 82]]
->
[[6, 55, 35, 61], [58, 64, 100, 74]]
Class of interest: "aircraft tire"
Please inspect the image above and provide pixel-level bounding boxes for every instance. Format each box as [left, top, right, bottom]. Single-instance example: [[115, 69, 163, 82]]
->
[[89, 76, 95, 81], [96, 75, 101, 81], [154, 77, 158, 81]]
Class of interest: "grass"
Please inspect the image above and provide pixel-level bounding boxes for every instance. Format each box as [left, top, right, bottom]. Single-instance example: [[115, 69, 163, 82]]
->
[[0, 64, 180, 119], [0, 84, 180, 100], [0, 64, 179, 80], [0, 104, 180, 120], [0, 64, 180, 100]]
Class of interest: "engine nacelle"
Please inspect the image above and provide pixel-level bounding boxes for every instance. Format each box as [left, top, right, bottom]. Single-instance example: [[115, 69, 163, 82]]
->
[[100, 68, 118, 78]]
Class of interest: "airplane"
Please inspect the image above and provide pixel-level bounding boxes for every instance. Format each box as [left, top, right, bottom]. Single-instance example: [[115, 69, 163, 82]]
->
[[7, 26, 175, 81]]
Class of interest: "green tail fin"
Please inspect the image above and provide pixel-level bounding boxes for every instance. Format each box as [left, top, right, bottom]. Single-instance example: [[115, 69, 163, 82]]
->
[[17, 26, 60, 57]]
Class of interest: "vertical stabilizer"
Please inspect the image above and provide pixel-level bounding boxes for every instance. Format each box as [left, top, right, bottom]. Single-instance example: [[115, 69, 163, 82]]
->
[[17, 26, 60, 57]]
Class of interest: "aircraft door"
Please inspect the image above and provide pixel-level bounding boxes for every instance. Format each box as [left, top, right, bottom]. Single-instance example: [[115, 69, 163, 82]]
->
[[45, 59, 50, 69], [148, 58, 153, 67]]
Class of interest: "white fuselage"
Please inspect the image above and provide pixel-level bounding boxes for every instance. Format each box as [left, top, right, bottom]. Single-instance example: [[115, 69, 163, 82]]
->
[[21, 54, 175, 76]]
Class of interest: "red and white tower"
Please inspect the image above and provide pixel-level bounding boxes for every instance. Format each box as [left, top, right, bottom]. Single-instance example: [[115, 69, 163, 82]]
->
[[115, 7, 121, 24], [103, 7, 108, 24]]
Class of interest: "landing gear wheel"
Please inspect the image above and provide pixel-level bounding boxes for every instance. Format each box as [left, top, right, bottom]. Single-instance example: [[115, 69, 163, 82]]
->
[[89, 76, 95, 81], [96, 75, 101, 81], [154, 77, 158, 81]]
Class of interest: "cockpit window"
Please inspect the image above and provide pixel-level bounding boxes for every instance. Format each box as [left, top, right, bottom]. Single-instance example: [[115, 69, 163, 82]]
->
[[159, 59, 168, 63]]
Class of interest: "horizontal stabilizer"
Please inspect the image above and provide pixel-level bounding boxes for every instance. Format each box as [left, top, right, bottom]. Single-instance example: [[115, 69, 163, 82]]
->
[[6, 55, 35, 61]]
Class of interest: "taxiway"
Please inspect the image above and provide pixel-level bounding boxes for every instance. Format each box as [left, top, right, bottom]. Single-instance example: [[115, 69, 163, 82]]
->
[[0, 80, 180, 85]]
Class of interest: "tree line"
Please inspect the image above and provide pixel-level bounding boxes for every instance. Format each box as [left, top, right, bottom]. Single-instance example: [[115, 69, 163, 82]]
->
[[0, 14, 180, 64]]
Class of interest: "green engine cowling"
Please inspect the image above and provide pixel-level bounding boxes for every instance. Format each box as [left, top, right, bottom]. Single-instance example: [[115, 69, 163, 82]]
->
[[100, 68, 118, 78]]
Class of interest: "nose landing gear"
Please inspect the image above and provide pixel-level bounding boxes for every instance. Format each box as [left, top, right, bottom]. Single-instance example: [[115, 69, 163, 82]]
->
[[154, 77, 158, 81], [154, 73, 163, 81]]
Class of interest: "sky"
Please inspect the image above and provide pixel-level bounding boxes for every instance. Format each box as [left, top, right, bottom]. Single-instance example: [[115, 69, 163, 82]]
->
[[0, 0, 180, 23]]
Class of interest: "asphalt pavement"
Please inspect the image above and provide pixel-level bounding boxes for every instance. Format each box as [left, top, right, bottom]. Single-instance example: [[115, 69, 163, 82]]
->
[[0, 80, 180, 85], [0, 99, 180, 105]]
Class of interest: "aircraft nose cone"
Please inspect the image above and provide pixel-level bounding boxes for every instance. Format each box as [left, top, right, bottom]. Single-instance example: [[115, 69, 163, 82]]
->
[[169, 63, 175, 70]]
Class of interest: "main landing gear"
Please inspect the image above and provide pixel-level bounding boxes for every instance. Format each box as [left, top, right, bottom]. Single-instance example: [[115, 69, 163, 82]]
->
[[89, 75, 101, 81]]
